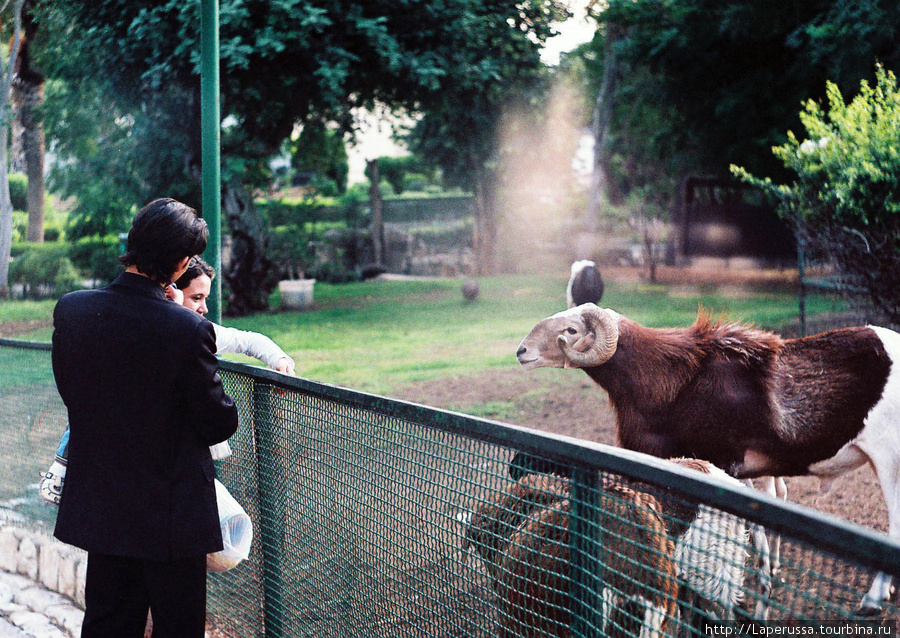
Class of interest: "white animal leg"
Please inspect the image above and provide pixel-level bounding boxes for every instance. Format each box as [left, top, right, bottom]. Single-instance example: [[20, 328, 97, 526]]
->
[[744, 479, 773, 621], [856, 446, 900, 615], [637, 598, 668, 638], [601, 588, 620, 635], [761, 476, 787, 575]]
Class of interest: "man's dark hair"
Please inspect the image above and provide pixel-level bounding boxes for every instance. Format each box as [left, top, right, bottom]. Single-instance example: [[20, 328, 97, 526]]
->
[[174, 256, 216, 290], [120, 199, 208, 284]]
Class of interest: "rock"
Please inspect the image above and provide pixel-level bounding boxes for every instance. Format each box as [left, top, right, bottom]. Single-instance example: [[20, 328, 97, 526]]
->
[[461, 279, 479, 302], [15, 540, 36, 581], [0, 531, 18, 573]]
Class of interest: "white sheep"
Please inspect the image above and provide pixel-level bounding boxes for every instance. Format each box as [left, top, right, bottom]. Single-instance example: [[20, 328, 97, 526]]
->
[[566, 260, 604, 308]]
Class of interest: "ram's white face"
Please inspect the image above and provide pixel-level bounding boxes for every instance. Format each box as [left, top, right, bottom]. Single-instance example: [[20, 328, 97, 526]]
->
[[516, 307, 596, 370]]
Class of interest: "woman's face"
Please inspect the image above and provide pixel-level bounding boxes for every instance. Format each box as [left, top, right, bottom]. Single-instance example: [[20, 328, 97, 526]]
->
[[180, 274, 212, 315]]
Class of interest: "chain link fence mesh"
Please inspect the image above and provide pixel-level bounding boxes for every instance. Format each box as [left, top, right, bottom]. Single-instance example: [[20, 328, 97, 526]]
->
[[1, 340, 899, 637]]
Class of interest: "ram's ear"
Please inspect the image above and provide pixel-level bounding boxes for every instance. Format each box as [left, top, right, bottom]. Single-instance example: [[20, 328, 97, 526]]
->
[[571, 333, 595, 353], [563, 333, 594, 368]]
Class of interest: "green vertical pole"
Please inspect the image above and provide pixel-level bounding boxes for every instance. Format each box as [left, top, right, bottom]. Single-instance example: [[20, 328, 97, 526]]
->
[[569, 468, 603, 638], [200, 0, 222, 324]]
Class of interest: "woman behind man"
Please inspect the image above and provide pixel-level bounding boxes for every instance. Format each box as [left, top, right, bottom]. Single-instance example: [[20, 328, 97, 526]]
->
[[170, 257, 295, 375], [41, 256, 295, 504]]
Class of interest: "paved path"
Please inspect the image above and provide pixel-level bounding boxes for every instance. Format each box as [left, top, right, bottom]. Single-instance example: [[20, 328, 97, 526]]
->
[[0, 569, 81, 638]]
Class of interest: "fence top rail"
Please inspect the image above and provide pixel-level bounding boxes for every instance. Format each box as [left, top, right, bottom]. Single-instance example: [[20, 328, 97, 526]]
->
[[0, 337, 52, 351], [4, 338, 900, 576]]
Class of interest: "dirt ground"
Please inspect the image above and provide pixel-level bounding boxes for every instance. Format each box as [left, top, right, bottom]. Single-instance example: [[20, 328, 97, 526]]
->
[[393, 367, 887, 535]]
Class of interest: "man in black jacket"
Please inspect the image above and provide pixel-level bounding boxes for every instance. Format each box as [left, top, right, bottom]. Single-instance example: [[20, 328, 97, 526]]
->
[[52, 198, 239, 637]]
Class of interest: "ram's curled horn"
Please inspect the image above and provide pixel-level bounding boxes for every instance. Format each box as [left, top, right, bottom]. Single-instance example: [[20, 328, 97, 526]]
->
[[559, 305, 619, 367]]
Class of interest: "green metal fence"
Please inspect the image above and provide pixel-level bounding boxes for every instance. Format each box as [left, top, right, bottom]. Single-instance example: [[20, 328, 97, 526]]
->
[[1, 338, 899, 637]]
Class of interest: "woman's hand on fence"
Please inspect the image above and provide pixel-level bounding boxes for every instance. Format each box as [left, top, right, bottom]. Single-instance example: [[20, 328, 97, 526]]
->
[[275, 358, 295, 376]]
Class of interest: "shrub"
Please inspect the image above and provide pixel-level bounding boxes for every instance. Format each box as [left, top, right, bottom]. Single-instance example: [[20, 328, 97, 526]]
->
[[54, 258, 82, 295], [269, 225, 315, 280], [734, 65, 900, 325], [257, 198, 342, 226], [69, 235, 122, 284], [9, 243, 80, 299], [43, 223, 63, 242], [308, 258, 358, 284], [404, 173, 431, 193], [11, 211, 28, 242], [8, 173, 27, 211]]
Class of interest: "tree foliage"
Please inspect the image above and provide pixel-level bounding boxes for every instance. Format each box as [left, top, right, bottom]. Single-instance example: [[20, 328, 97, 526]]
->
[[289, 123, 349, 195], [35, 0, 567, 304], [580, 0, 900, 201], [734, 67, 900, 324], [405, 1, 569, 272]]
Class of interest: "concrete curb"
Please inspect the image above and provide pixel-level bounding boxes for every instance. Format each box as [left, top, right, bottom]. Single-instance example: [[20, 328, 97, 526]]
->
[[0, 526, 85, 610], [0, 524, 84, 637], [0, 569, 82, 638]]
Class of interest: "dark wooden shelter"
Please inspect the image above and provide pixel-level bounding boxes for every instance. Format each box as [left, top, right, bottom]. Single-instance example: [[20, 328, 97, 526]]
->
[[673, 176, 795, 261]]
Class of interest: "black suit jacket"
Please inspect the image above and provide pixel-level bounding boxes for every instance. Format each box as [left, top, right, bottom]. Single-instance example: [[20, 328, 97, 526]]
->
[[52, 272, 239, 560]]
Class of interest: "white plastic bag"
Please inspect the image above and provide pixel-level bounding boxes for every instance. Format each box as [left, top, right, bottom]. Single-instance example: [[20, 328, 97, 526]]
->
[[207, 479, 253, 573]]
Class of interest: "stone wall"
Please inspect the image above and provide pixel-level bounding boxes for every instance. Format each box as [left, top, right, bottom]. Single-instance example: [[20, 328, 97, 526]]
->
[[0, 525, 85, 609]]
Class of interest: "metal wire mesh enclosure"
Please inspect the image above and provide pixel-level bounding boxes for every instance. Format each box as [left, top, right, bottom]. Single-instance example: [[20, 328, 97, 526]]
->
[[2, 339, 900, 638]]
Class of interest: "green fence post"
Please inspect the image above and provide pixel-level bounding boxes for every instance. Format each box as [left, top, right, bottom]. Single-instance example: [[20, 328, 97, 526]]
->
[[200, 0, 222, 324], [569, 468, 603, 638], [254, 380, 284, 637]]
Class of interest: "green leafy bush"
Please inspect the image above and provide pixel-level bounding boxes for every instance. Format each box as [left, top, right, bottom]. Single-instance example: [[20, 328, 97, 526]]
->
[[11, 211, 28, 242], [734, 66, 900, 324], [69, 235, 123, 284], [257, 198, 341, 226], [8, 173, 27, 211], [9, 243, 81, 299]]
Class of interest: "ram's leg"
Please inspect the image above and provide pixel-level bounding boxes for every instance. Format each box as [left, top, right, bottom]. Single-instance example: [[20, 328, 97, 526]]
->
[[857, 447, 900, 615], [743, 479, 772, 622], [601, 588, 620, 635], [760, 476, 787, 575], [637, 597, 669, 638]]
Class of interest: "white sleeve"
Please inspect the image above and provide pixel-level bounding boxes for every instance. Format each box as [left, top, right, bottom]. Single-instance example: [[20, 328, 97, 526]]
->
[[212, 323, 295, 371]]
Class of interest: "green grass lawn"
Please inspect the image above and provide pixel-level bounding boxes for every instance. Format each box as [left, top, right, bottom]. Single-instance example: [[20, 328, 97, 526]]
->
[[181, 274, 843, 394], [2, 274, 843, 395]]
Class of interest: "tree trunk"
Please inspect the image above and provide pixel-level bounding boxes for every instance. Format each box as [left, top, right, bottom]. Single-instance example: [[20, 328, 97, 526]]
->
[[367, 159, 384, 265], [0, 0, 25, 295], [0, 122, 13, 297], [13, 0, 44, 243], [19, 82, 44, 242], [221, 182, 278, 316], [584, 24, 622, 231]]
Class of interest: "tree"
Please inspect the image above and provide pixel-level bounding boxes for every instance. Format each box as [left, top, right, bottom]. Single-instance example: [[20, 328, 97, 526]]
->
[[12, 0, 44, 243], [0, 0, 25, 296], [734, 66, 900, 325], [576, 0, 900, 204], [37, 0, 567, 309], [289, 122, 349, 195], [406, 1, 569, 274]]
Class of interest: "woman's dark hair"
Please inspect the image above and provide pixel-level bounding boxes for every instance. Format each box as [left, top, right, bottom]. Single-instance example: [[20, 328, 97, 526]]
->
[[120, 199, 208, 284], [174, 256, 216, 290]]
